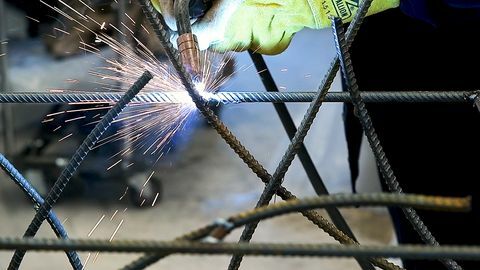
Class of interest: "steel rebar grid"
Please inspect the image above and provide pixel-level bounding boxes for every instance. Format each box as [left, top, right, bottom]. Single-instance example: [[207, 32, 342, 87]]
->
[[129, 1, 400, 269], [227, 1, 375, 270], [331, 18, 463, 270], [0, 91, 473, 104], [247, 51, 372, 270], [8, 71, 153, 270]]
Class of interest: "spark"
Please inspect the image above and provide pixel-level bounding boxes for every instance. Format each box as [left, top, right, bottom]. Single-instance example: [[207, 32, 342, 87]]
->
[[143, 171, 155, 187], [257, 68, 267, 74], [280, 68, 288, 72], [53, 27, 70, 35], [41, 118, 54, 123], [58, 0, 88, 20], [25, 16, 40, 23], [73, 26, 85, 33], [0, 53, 5, 57], [61, 217, 69, 226], [47, 111, 66, 117], [92, 252, 100, 264], [107, 159, 122, 171], [85, 15, 101, 27], [65, 79, 80, 84], [141, 24, 150, 35], [118, 187, 128, 201], [80, 33, 232, 161], [65, 116, 86, 122], [66, 106, 111, 113], [53, 126, 62, 132], [82, 252, 92, 270], [125, 13, 135, 25], [121, 22, 134, 35], [140, 199, 146, 207], [100, 22, 106, 30], [109, 219, 124, 242], [109, 23, 126, 37], [58, 133, 73, 142], [48, 89, 65, 93], [123, 207, 128, 213], [77, 0, 95, 13], [88, 214, 105, 237], [152, 193, 160, 207], [110, 210, 119, 221]]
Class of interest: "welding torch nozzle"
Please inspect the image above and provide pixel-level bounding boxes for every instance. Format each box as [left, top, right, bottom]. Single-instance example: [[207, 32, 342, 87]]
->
[[177, 33, 202, 80]]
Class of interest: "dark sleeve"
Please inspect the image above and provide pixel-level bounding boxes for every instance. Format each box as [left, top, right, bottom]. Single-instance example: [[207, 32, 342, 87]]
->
[[400, 0, 480, 27]]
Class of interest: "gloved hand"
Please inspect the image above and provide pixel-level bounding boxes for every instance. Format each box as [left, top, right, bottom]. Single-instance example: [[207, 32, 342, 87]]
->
[[151, 0, 399, 54]]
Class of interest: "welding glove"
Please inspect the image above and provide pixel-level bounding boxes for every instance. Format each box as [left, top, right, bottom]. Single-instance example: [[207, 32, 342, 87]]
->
[[151, 0, 399, 54]]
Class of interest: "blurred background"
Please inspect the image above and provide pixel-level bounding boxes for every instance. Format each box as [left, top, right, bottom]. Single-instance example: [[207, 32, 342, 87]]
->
[[0, 0, 396, 269]]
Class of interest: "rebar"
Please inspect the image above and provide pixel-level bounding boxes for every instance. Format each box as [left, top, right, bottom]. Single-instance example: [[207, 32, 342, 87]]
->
[[8, 71, 153, 270], [0, 91, 474, 105], [1, 238, 480, 261], [332, 18, 463, 270], [228, 193, 470, 228]]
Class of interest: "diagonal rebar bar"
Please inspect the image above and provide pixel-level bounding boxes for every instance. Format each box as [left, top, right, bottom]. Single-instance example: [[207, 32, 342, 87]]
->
[[331, 17, 463, 270]]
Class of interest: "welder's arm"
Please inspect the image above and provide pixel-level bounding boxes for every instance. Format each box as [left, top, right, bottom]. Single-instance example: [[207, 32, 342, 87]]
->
[[152, 0, 399, 54]]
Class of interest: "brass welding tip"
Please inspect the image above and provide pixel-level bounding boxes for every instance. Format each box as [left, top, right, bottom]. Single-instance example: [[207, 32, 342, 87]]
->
[[177, 33, 202, 79]]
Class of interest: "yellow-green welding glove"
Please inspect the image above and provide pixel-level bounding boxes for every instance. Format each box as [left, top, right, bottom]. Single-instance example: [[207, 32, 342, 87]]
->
[[151, 0, 399, 54]]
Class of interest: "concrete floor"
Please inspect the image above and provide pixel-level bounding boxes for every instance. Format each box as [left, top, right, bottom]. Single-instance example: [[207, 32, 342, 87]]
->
[[0, 4, 397, 269]]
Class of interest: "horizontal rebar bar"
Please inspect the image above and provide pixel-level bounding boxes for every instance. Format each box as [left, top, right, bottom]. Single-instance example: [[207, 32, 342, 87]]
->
[[0, 91, 475, 105], [1, 238, 480, 260]]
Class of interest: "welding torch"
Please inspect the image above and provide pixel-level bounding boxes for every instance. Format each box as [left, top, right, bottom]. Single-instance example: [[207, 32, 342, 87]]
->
[[174, 0, 213, 81]]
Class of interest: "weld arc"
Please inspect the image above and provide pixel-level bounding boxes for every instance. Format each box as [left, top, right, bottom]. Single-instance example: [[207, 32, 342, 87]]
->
[[332, 18, 463, 270]]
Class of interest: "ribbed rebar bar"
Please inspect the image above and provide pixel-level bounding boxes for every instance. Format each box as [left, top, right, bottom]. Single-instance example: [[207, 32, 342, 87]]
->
[[332, 18, 463, 270], [0, 91, 472, 104], [228, 193, 470, 228], [8, 71, 153, 270], [2, 238, 480, 261]]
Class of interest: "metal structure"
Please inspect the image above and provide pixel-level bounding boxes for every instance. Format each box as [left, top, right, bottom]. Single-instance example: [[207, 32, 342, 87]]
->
[[0, 0, 480, 270]]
